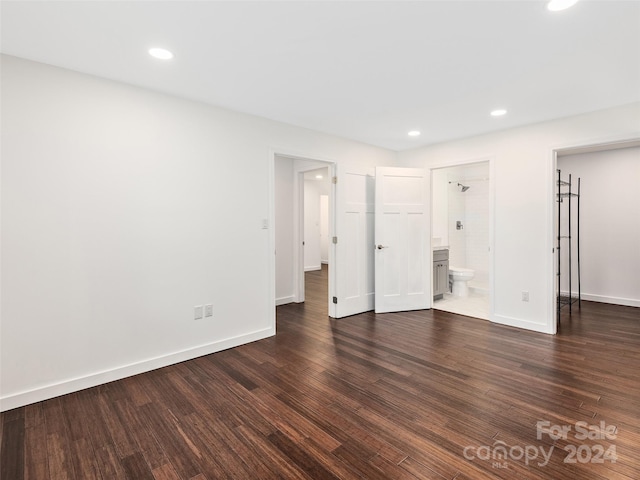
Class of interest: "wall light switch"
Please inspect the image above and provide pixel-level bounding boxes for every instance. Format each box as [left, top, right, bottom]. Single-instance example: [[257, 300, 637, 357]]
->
[[261, 219, 269, 229], [521, 291, 529, 302], [194, 305, 204, 320], [205, 304, 213, 317]]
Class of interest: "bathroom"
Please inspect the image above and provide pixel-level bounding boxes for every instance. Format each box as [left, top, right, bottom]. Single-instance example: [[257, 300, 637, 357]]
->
[[432, 162, 490, 320]]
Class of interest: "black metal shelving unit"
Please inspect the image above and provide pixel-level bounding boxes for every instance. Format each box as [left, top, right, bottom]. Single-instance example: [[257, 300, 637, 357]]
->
[[557, 169, 581, 328]]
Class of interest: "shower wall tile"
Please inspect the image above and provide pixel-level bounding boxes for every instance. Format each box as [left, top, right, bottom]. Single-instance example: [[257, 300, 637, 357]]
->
[[464, 180, 490, 286], [448, 184, 467, 268]]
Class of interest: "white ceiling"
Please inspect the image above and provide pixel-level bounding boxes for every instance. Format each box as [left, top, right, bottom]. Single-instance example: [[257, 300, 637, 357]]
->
[[304, 167, 330, 181], [2, 1, 639, 151]]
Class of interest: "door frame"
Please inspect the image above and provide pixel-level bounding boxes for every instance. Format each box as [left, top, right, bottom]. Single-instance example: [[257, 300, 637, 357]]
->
[[428, 156, 495, 322], [269, 149, 337, 320], [548, 134, 640, 333]]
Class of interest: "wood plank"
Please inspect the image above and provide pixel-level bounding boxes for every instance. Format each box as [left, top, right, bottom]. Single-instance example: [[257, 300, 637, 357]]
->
[[151, 462, 182, 480], [68, 438, 102, 480], [93, 443, 127, 479], [121, 451, 155, 480], [45, 433, 75, 480], [136, 404, 203, 479], [267, 430, 340, 480], [1, 418, 25, 480], [24, 423, 49, 480]]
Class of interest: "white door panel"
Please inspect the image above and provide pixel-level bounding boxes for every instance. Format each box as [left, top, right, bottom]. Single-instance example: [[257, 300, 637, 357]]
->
[[375, 167, 430, 313], [335, 166, 375, 317]]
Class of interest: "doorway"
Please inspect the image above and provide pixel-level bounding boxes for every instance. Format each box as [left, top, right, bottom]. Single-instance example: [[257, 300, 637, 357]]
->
[[431, 161, 492, 320], [270, 161, 438, 318], [553, 139, 640, 331], [302, 167, 331, 310], [273, 154, 336, 317]]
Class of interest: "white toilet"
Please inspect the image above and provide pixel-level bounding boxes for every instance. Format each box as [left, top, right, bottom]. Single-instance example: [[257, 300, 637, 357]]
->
[[449, 266, 475, 297]]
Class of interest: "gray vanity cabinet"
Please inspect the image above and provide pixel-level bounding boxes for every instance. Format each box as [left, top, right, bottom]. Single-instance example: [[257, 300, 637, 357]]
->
[[433, 249, 449, 300]]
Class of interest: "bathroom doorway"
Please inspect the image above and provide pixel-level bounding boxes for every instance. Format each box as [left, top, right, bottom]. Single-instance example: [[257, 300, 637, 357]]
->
[[431, 161, 491, 320]]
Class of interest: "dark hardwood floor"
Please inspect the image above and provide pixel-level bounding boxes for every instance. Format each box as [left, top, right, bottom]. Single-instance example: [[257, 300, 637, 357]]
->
[[2, 265, 639, 479]]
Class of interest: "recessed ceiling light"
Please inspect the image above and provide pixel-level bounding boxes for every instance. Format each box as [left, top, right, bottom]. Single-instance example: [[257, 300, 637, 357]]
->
[[490, 109, 507, 117], [408, 130, 421, 137], [315, 175, 323, 180], [148, 48, 174, 60], [547, 0, 579, 12]]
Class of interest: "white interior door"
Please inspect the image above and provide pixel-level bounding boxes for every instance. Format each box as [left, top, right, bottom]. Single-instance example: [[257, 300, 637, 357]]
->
[[334, 165, 375, 317], [375, 167, 430, 313]]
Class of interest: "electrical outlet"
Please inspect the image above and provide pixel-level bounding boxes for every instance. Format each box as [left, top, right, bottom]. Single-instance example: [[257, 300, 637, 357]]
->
[[522, 291, 529, 302], [205, 304, 213, 317], [194, 305, 204, 320]]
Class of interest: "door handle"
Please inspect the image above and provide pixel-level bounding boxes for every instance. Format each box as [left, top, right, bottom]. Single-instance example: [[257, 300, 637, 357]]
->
[[376, 244, 389, 249]]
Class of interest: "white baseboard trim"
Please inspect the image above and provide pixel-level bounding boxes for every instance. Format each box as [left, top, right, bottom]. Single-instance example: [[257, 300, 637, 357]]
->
[[304, 265, 321, 272], [276, 295, 295, 306], [560, 291, 640, 308], [580, 293, 640, 308], [0, 327, 275, 412], [469, 284, 489, 295], [492, 314, 554, 334]]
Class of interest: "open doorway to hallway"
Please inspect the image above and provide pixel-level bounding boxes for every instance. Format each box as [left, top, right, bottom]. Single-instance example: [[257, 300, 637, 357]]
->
[[274, 155, 335, 316], [431, 161, 491, 320], [302, 167, 330, 311]]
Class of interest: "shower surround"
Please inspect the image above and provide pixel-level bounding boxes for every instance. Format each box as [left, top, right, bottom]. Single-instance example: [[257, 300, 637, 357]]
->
[[447, 174, 490, 290]]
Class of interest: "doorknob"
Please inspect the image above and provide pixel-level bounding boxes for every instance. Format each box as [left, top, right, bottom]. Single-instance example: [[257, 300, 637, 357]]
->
[[376, 245, 389, 249]]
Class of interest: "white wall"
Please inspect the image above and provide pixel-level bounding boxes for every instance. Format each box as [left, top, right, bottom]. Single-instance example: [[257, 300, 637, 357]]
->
[[557, 146, 640, 307], [431, 169, 449, 246], [398, 102, 640, 334], [0, 55, 395, 410], [275, 156, 294, 304]]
